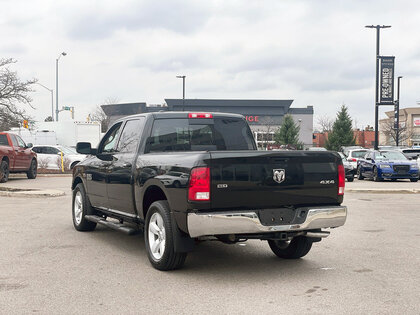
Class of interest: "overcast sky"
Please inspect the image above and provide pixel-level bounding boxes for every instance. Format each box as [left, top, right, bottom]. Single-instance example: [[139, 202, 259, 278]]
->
[[2, 0, 420, 128]]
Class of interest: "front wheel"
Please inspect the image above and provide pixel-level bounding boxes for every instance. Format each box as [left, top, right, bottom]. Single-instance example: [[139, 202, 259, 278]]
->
[[410, 178, 418, 182], [0, 160, 10, 183], [347, 176, 354, 182], [357, 166, 364, 180], [144, 201, 187, 271], [373, 167, 382, 182], [268, 236, 313, 259], [72, 183, 97, 231], [27, 159, 37, 179]]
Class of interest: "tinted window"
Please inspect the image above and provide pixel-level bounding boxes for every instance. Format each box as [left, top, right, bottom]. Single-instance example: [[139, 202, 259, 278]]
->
[[116, 118, 145, 153], [0, 134, 8, 146], [45, 147, 60, 154], [99, 123, 122, 153], [147, 118, 255, 153], [32, 147, 42, 153]]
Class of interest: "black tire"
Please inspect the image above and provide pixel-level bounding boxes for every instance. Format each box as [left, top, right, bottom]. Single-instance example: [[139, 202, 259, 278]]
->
[[347, 176, 354, 182], [410, 178, 418, 182], [373, 167, 382, 182], [357, 166, 364, 180], [72, 183, 97, 231], [173, 181, 180, 188], [26, 159, 37, 179], [144, 200, 187, 271], [391, 179, 397, 182], [0, 160, 10, 183], [268, 236, 313, 259]]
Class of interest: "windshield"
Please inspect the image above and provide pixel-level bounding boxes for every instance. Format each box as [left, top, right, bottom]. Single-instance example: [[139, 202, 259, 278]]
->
[[147, 117, 256, 153], [58, 146, 78, 155], [351, 150, 368, 158], [376, 151, 408, 160]]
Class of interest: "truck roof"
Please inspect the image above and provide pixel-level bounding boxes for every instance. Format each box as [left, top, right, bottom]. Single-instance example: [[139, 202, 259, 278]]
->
[[115, 111, 245, 123]]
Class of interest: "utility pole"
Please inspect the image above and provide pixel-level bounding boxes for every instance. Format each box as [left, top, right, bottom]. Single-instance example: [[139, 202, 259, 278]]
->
[[395, 76, 402, 146], [176, 75, 186, 111], [365, 25, 391, 150], [56, 52, 67, 121], [36, 83, 54, 121]]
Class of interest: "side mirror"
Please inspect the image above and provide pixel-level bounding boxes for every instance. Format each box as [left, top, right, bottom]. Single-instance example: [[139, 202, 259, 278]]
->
[[26, 143, 33, 148], [77, 142, 94, 155]]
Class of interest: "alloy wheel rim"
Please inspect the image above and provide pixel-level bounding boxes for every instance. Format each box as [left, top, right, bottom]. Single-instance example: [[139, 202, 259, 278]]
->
[[74, 191, 83, 225], [148, 212, 166, 260]]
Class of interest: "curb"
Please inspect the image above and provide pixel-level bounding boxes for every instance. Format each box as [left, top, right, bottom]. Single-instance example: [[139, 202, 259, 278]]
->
[[346, 189, 420, 194], [0, 187, 65, 198]]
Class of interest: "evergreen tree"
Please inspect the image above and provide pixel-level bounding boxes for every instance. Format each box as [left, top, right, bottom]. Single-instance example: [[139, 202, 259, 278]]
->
[[325, 105, 355, 151], [274, 114, 303, 149]]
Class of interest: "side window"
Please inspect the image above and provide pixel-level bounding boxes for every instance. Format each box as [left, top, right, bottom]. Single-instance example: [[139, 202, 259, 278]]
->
[[0, 134, 8, 146], [116, 118, 145, 153], [10, 135, 19, 147], [98, 122, 122, 153], [32, 147, 41, 153], [16, 135, 26, 148], [46, 147, 60, 155]]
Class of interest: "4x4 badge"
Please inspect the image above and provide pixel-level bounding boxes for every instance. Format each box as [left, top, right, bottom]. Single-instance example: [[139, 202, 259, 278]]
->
[[273, 169, 285, 184]]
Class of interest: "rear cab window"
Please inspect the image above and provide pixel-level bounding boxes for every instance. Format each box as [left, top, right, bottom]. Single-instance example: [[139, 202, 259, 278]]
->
[[146, 117, 256, 153]]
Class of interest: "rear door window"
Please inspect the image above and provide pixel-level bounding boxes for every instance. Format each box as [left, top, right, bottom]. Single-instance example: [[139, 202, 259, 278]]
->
[[0, 134, 8, 146], [116, 118, 145, 153], [146, 117, 255, 153]]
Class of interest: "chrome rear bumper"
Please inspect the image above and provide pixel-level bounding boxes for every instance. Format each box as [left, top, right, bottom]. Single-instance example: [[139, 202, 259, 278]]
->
[[187, 206, 347, 238]]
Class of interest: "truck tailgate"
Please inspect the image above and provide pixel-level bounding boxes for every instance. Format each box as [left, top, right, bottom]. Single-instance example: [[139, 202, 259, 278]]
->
[[209, 151, 342, 210]]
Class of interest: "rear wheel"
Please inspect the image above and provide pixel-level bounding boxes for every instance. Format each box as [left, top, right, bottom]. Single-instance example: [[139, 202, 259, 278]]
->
[[26, 159, 37, 179], [0, 160, 10, 183], [347, 176, 354, 182], [144, 201, 187, 271], [268, 236, 313, 259], [357, 166, 364, 180]]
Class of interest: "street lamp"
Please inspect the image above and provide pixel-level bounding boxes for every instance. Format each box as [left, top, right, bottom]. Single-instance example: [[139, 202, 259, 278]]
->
[[36, 83, 54, 121], [176, 75, 186, 111], [365, 25, 391, 150], [56, 52, 67, 121]]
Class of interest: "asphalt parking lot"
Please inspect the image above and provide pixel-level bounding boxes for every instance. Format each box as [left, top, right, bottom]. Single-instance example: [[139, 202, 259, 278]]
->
[[1, 176, 419, 314]]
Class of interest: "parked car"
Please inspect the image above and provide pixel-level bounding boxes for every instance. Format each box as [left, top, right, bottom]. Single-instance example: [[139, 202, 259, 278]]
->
[[0, 132, 37, 183], [396, 148, 420, 168], [341, 146, 364, 157], [71, 112, 347, 271], [357, 150, 419, 182], [338, 152, 355, 181], [345, 149, 369, 169], [31, 145, 86, 170]]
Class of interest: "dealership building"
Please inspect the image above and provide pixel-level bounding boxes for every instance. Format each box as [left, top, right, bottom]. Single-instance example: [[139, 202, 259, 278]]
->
[[101, 99, 314, 149]]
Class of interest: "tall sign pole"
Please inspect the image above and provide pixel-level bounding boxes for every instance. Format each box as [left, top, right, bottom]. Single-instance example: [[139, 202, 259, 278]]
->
[[395, 76, 402, 146], [176, 75, 186, 111], [365, 25, 391, 150]]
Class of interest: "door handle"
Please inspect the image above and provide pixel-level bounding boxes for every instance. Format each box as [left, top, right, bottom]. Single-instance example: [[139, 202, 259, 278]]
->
[[123, 162, 132, 168]]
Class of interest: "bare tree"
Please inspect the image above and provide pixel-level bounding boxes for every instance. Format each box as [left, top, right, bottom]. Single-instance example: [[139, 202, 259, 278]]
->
[[0, 58, 37, 123], [316, 115, 334, 132], [381, 119, 413, 145], [259, 117, 277, 149], [89, 97, 119, 133]]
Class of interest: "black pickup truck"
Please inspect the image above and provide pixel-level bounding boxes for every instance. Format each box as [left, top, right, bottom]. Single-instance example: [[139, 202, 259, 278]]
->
[[72, 112, 347, 270]]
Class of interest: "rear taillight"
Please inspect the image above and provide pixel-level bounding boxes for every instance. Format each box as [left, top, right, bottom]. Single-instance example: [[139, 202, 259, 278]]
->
[[347, 158, 357, 162], [188, 113, 213, 118], [338, 164, 345, 195], [188, 167, 210, 201]]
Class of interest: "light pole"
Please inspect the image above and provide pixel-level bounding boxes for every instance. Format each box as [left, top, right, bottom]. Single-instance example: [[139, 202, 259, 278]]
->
[[395, 76, 402, 146], [176, 75, 186, 111], [56, 52, 67, 121], [365, 25, 391, 150], [36, 83, 54, 121]]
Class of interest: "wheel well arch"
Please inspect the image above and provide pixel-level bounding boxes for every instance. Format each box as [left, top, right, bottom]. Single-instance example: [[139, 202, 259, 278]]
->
[[142, 185, 168, 218], [72, 176, 83, 190]]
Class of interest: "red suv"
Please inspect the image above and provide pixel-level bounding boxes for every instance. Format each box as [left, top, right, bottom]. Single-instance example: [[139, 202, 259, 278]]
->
[[0, 132, 37, 183]]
